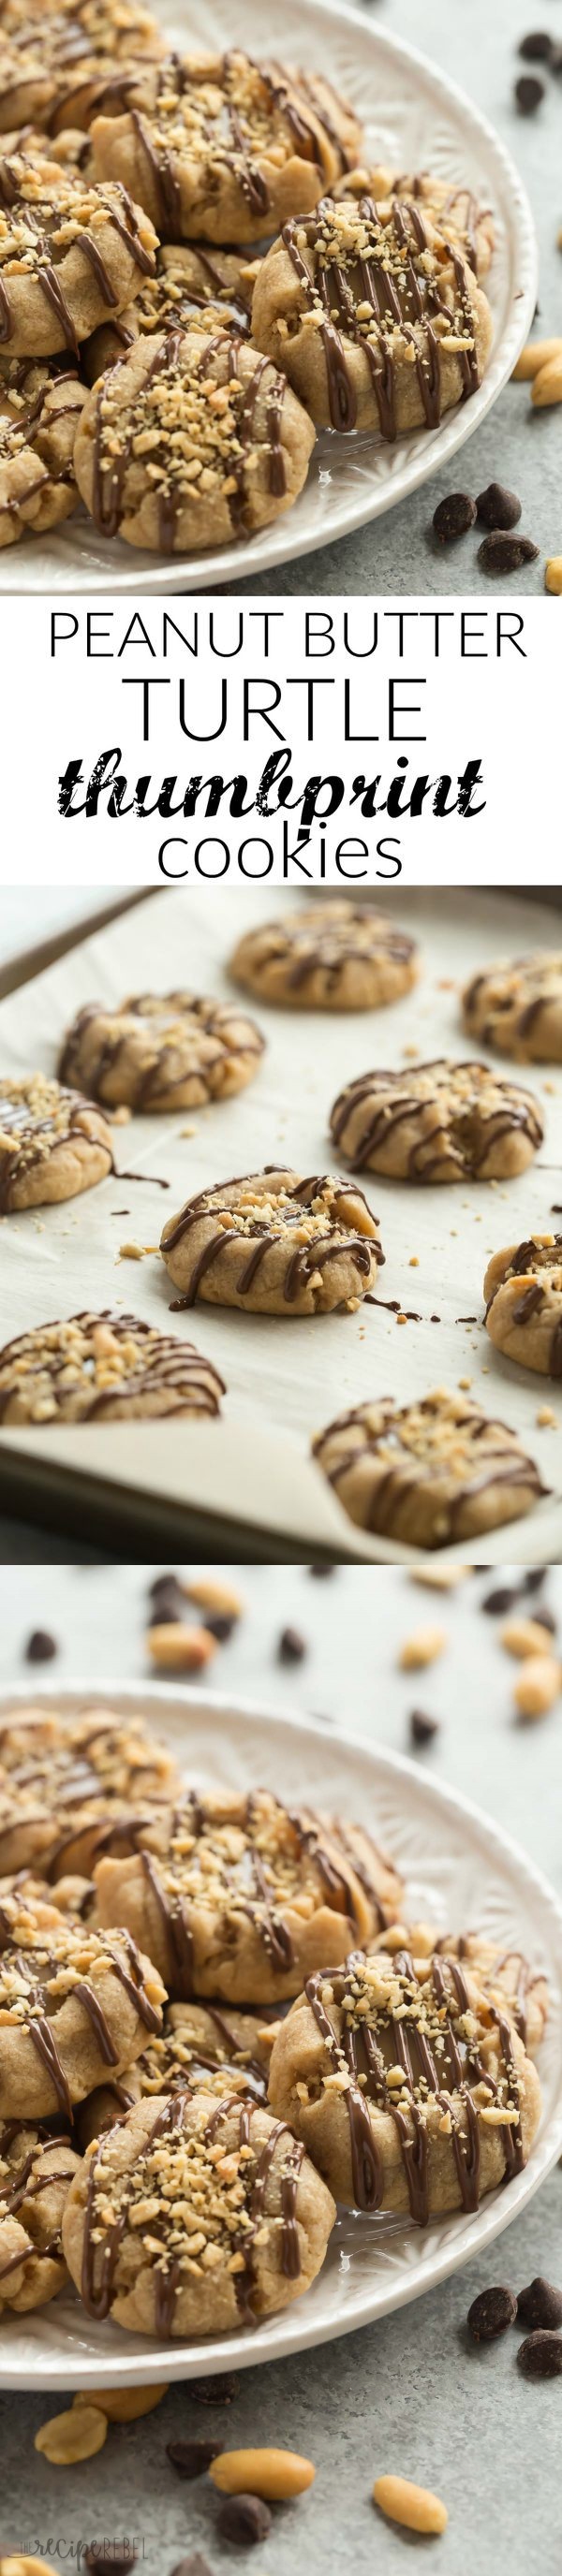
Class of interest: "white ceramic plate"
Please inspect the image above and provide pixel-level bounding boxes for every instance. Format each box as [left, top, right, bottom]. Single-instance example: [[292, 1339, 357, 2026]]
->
[[1, 0, 537, 593], [0, 1681, 561, 2388]]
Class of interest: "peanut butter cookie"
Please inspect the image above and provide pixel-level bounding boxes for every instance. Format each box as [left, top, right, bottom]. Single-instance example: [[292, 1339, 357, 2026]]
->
[[229, 901, 419, 1011], [0, 151, 157, 357], [251, 194, 494, 433], [268, 1945, 541, 2220], [89, 51, 362, 245], [74, 326, 316, 550], [83, 240, 259, 381], [389, 1926, 549, 2062], [0, 1890, 165, 2117], [0, 355, 86, 543], [63, 2087, 336, 2334], [330, 1059, 543, 1181], [58, 989, 265, 1109], [93, 1789, 404, 2005], [484, 1233, 562, 1377], [0, 1310, 226, 1424], [77, 1998, 274, 2148], [0, 1, 165, 137], [160, 1166, 383, 1316], [0, 2124, 81, 2312], [463, 953, 562, 1063], [313, 1388, 545, 1546], [0, 1073, 113, 1206], [0, 1701, 178, 1880]]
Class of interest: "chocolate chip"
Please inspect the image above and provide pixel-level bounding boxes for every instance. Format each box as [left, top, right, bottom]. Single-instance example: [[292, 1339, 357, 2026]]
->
[[308, 1565, 335, 1577], [478, 532, 540, 573], [517, 2276, 562, 2330], [278, 1627, 307, 1662], [189, 2371, 240, 2404], [476, 481, 522, 531], [518, 30, 553, 58], [216, 2496, 273, 2545], [467, 2284, 518, 2341], [167, 2438, 222, 2478], [517, 2330, 562, 2378], [148, 1575, 185, 1624], [515, 71, 545, 107], [481, 1586, 518, 1615], [532, 1606, 557, 1634], [432, 491, 477, 542], [24, 1629, 58, 1662], [523, 1568, 547, 1593], [409, 1709, 440, 1746], [202, 1613, 236, 1643], [552, 44, 562, 72]]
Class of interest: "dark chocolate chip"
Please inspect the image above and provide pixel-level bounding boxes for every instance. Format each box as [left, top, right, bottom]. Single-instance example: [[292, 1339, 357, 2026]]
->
[[515, 71, 545, 107], [467, 2284, 518, 2341], [517, 2330, 562, 2378], [308, 1565, 335, 1577], [202, 1613, 236, 1643], [433, 491, 477, 543], [24, 1629, 58, 1662], [409, 1709, 440, 1746], [523, 1568, 547, 1593], [517, 2276, 562, 2330], [216, 2495, 273, 2545], [278, 1627, 307, 1663], [167, 2438, 222, 2478], [518, 29, 553, 57], [476, 481, 522, 531], [478, 532, 540, 574], [148, 1575, 185, 1624], [481, 1587, 518, 1615], [552, 44, 562, 72], [189, 2371, 240, 2404], [532, 1606, 557, 1634]]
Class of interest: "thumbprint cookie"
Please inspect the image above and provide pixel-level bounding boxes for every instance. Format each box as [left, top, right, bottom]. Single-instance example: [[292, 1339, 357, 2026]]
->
[[251, 194, 493, 434], [0, 1073, 113, 1207], [0, 150, 157, 357], [89, 51, 362, 244], [73, 327, 316, 551], [83, 240, 259, 381], [229, 901, 419, 1011], [77, 1998, 274, 2147], [463, 954, 562, 1062], [0, 358, 86, 545], [312, 1388, 545, 1547], [160, 1166, 383, 1317], [58, 989, 265, 1109], [0, 2124, 81, 2312], [484, 1234, 562, 1377], [0, 1891, 165, 2118], [0, 1310, 226, 1424], [329, 1059, 543, 1181]]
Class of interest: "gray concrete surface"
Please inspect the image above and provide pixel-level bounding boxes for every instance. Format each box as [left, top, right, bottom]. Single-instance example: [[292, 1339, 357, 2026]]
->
[[227, 0, 562, 599], [1, 1559, 561, 2572]]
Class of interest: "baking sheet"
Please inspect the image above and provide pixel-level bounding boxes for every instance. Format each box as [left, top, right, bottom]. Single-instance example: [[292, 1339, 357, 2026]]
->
[[0, 883, 561, 1562]]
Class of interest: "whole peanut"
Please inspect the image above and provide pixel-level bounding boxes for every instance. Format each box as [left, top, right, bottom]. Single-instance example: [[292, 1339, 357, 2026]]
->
[[35, 2406, 108, 2465], [512, 338, 562, 380], [513, 1654, 560, 1720], [399, 1626, 447, 1670], [531, 356, 562, 407], [373, 2475, 448, 2534], [500, 1617, 555, 1658], [73, 2383, 168, 2422], [210, 2447, 315, 2499], [184, 1577, 244, 1618], [146, 1622, 217, 1671], [545, 559, 562, 594]]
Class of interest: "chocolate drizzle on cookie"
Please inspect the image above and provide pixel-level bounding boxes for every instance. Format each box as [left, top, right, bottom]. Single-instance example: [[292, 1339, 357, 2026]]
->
[[313, 1392, 545, 1540], [303, 1949, 525, 2225], [58, 991, 264, 1106], [137, 1789, 389, 1995], [0, 159, 155, 354], [330, 1060, 543, 1178], [0, 1077, 113, 1212], [125, 51, 353, 241], [281, 196, 481, 436], [0, 1309, 225, 1424], [464, 954, 562, 1060], [486, 1235, 562, 1377], [87, 328, 287, 550], [80, 2088, 305, 2326], [162, 1169, 382, 1307]]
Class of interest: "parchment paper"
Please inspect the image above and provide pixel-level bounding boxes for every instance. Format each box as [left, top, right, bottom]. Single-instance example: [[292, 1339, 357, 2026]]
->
[[0, 884, 560, 1561]]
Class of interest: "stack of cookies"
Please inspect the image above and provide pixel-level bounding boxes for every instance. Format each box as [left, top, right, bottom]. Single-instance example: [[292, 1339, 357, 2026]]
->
[[0, 1698, 547, 2342], [0, 2, 495, 555]]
